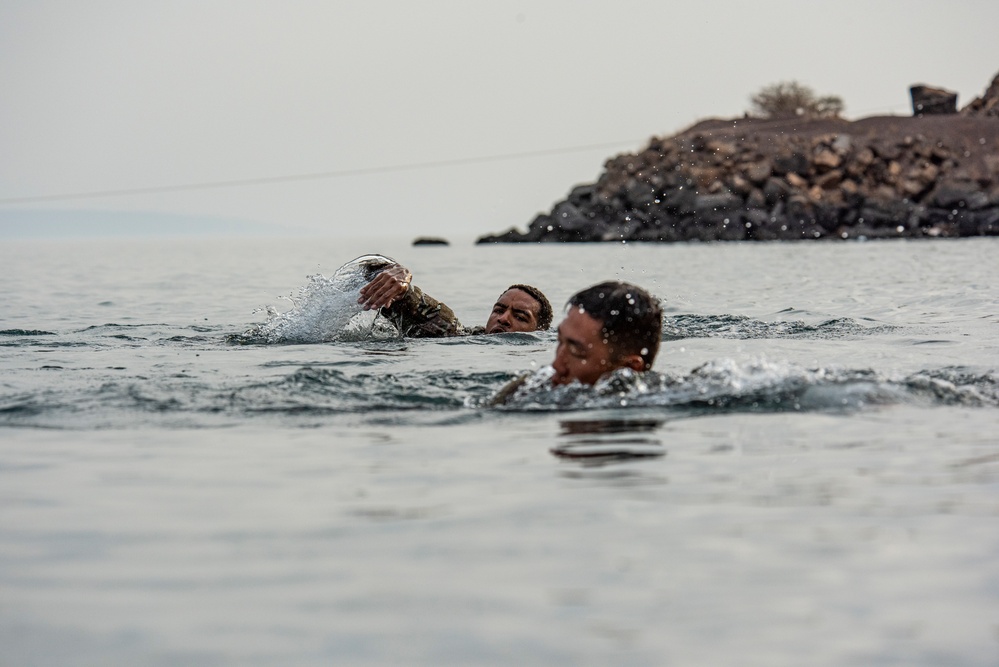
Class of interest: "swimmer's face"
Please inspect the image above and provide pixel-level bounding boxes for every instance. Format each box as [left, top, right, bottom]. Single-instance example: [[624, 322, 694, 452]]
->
[[485, 288, 541, 334], [551, 306, 617, 386]]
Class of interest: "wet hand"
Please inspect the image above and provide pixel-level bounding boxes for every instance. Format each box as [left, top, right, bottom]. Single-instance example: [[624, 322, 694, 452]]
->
[[358, 264, 412, 310]]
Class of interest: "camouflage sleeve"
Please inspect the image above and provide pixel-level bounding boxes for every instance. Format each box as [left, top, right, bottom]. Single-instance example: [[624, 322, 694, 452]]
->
[[486, 374, 528, 406], [380, 283, 465, 337]]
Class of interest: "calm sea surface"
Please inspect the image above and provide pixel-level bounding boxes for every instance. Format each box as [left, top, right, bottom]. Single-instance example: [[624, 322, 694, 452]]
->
[[1, 235, 998, 666]]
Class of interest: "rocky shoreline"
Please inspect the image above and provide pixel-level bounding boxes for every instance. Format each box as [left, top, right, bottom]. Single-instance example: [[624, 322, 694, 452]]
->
[[478, 75, 999, 244]]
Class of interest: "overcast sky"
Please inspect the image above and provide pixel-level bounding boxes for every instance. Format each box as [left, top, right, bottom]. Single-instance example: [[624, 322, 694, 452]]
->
[[2, 1, 998, 239]]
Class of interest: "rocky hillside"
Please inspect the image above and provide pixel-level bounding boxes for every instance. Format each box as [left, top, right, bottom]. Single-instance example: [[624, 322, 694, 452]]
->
[[479, 73, 999, 244]]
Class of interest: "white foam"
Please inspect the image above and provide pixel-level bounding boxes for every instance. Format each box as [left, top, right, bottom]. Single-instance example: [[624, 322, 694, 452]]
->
[[254, 254, 393, 344]]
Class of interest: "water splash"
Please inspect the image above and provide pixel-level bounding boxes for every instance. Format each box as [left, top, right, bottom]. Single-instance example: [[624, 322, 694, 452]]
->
[[232, 254, 396, 344], [492, 359, 998, 413], [2, 359, 995, 429]]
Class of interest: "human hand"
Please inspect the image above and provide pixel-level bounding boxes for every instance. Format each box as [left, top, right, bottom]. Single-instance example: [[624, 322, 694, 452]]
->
[[357, 263, 412, 310]]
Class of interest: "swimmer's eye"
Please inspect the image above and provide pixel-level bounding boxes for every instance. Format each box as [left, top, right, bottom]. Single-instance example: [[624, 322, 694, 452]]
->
[[556, 338, 584, 358], [515, 313, 529, 322]]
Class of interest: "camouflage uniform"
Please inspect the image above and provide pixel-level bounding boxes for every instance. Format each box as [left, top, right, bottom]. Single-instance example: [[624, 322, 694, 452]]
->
[[380, 284, 485, 337]]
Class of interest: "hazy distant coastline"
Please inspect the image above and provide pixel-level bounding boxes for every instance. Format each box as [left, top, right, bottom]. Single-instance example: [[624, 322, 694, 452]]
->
[[0, 209, 304, 239]]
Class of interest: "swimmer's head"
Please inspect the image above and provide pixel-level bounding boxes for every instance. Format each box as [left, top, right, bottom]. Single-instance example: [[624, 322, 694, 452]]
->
[[485, 284, 552, 334], [552, 281, 662, 386]]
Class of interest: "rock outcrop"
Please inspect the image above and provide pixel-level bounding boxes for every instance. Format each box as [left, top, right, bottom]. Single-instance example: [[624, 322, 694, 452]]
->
[[962, 72, 999, 118], [412, 236, 450, 246], [479, 73, 999, 244]]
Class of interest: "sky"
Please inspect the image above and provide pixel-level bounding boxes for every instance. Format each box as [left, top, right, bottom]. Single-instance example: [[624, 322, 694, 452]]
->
[[2, 0, 999, 240]]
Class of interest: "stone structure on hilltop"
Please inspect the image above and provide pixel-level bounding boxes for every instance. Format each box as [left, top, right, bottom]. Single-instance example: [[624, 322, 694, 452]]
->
[[910, 85, 958, 116], [478, 71, 999, 244]]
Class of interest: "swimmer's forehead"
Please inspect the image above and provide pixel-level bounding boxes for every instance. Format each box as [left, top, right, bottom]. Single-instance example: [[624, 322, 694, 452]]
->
[[557, 307, 605, 344], [494, 288, 539, 312]]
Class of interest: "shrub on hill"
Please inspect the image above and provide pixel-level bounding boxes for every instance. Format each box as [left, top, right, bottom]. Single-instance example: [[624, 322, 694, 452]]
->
[[749, 81, 844, 119]]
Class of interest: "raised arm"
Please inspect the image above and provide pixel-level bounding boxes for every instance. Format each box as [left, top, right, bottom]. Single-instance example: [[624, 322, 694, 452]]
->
[[358, 262, 464, 337]]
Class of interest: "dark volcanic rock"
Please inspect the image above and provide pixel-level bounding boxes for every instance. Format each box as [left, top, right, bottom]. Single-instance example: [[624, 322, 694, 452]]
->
[[962, 72, 999, 118], [910, 85, 958, 116], [478, 69, 999, 245], [412, 237, 450, 246]]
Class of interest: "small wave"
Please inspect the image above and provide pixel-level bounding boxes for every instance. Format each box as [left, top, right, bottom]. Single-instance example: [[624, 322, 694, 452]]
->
[[0, 329, 55, 336], [437, 331, 547, 346], [494, 360, 998, 413], [0, 394, 48, 416], [3, 360, 994, 429], [217, 366, 511, 417], [162, 335, 213, 344], [903, 367, 999, 406], [663, 314, 896, 341], [114, 367, 505, 418], [78, 323, 160, 333]]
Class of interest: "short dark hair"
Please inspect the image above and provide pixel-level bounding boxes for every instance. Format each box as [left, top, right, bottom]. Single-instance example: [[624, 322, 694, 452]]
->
[[508, 284, 553, 330], [567, 281, 662, 370]]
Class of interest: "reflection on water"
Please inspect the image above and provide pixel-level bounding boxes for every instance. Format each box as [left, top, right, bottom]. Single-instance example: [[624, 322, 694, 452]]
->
[[551, 418, 667, 464]]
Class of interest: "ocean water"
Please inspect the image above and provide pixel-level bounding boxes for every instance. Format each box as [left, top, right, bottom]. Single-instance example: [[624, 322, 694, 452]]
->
[[1, 235, 998, 666]]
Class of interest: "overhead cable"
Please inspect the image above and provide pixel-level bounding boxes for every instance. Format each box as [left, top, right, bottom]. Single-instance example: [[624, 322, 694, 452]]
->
[[0, 139, 642, 205]]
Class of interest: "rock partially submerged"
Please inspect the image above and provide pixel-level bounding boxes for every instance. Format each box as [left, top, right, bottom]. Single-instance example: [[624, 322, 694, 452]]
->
[[412, 237, 450, 246], [479, 73, 999, 244]]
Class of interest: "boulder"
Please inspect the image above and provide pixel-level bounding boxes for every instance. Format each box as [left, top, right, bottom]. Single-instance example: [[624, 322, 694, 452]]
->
[[773, 152, 809, 176], [927, 181, 991, 210], [813, 149, 842, 171], [744, 159, 772, 184], [909, 85, 958, 116]]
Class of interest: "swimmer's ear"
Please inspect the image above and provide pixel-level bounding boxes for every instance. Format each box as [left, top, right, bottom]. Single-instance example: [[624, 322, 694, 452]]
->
[[620, 354, 645, 373]]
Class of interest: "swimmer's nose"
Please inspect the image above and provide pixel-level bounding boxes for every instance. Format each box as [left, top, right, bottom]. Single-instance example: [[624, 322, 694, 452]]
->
[[551, 350, 567, 385]]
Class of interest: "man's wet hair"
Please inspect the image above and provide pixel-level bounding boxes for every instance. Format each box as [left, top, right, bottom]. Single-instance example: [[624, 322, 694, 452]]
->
[[567, 281, 663, 370], [508, 284, 553, 330]]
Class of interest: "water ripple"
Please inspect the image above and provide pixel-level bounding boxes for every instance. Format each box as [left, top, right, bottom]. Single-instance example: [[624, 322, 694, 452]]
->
[[663, 314, 897, 340]]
